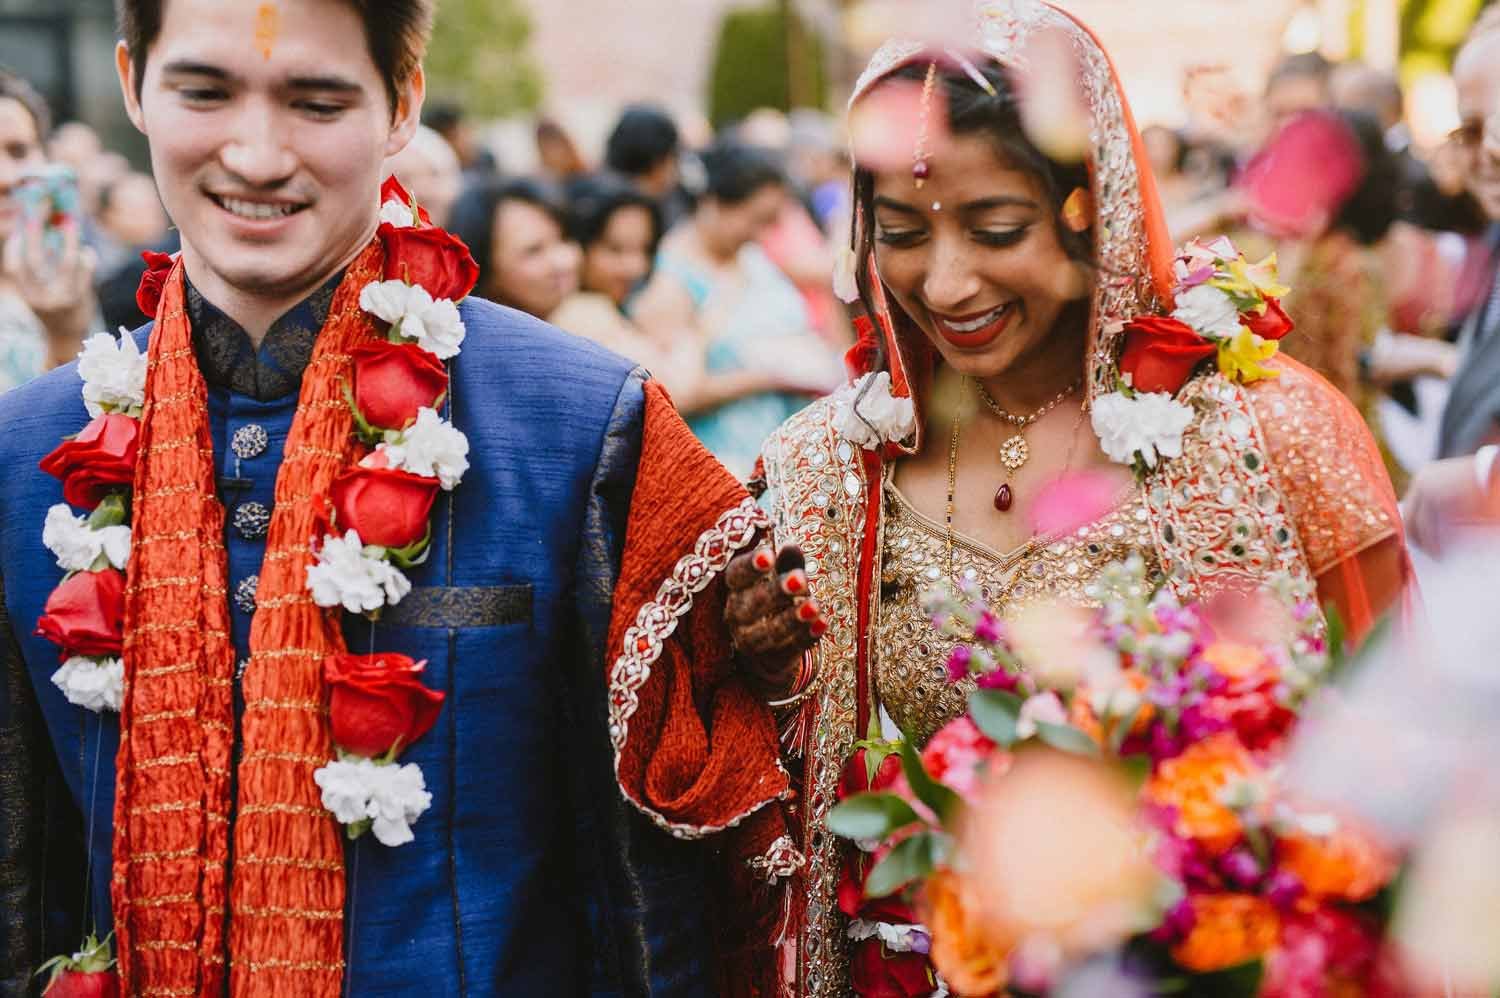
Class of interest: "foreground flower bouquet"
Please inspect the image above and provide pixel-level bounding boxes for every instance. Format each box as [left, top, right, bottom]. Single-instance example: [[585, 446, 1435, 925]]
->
[[828, 558, 1405, 997]]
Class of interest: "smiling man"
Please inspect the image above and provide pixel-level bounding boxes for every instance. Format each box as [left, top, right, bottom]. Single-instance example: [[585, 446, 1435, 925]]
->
[[0, 2, 820, 996]]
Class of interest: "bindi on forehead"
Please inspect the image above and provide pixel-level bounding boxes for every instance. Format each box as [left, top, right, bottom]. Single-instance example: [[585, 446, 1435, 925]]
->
[[254, 3, 280, 60]]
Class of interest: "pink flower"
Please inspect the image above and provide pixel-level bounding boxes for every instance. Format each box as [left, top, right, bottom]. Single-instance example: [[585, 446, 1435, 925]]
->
[[1015, 691, 1067, 739], [921, 716, 1001, 803], [973, 611, 1003, 645], [945, 645, 972, 683]]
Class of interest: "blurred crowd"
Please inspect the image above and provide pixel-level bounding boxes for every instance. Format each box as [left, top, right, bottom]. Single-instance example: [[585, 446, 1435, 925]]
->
[[4, 6, 1500, 499]]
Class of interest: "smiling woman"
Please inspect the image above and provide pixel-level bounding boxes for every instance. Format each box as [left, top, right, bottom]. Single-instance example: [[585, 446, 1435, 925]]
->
[[748, 4, 1412, 994]]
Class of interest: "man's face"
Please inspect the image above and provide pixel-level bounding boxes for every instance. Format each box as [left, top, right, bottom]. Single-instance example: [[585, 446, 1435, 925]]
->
[[116, 0, 422, 308], [1454, 34, 1500, 221], [1266, 74, 1329, 134]]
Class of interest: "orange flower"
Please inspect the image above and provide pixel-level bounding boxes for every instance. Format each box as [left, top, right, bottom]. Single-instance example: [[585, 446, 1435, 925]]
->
[[1172, 894, 1281, 972], [1278, 822, 1395, 903], [922, 869, 1012, 997], [1203, 642, 1273, 682], [1143, 734, 1259, 854], [1069, 696, 1106, 747]]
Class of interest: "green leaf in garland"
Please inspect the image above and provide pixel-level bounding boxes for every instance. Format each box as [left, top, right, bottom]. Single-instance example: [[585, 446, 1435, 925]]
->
[[1189, 958, 1263, 998], [825, 791, 921, 841], [863, 831, 936, 899], [1109, 703, 1142, 753], [898, 736, 961, 826], [969, 688, 1023, 747], [86, 493, 128, 529], [386, 524, 434, 570], [1036, 721, 1101, 757]]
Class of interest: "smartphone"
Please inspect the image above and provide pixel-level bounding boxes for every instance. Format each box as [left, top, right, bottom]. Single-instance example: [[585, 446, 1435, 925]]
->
[[15, 165, 80, 275]]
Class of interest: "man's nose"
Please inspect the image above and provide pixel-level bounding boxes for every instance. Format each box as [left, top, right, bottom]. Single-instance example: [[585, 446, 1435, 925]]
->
[[218, 101, 297, 187]]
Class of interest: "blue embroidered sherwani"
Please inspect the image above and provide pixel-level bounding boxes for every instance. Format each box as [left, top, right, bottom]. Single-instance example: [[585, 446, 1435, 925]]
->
[[0, 283, 716, 996]]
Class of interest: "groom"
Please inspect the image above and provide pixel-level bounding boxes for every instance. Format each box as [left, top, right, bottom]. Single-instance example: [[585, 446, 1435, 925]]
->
[[0, 1, 817, 995]]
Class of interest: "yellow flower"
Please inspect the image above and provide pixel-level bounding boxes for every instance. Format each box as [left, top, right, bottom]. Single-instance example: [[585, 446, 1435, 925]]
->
[[1209, 254, 1290, 304], [1217, 329, 1280, 384]]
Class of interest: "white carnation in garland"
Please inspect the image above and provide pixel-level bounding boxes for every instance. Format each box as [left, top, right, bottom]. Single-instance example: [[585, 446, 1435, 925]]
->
[[1091, 391, 1195, 469], [831, 372, 916, 449], [313, 755, 434, 847], [380, 407, 470, 490], [306, 529, 412, 612], [378, 197, 418, 229], [77, 330, 147, 418], [42, 504, 130, 572], [1171, 284, 1242, 339], [51, 656, 124, 712], [832, 244, 859, 304], [846, 919, 934, 955], [358, 280, 466, 360]]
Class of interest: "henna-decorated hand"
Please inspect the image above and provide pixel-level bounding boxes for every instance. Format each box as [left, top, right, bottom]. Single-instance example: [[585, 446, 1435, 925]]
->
[[724, 543, 825, 699]]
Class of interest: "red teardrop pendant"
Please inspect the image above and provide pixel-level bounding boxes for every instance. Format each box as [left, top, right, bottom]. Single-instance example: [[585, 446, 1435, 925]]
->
[[994, 483, 1013, 512]]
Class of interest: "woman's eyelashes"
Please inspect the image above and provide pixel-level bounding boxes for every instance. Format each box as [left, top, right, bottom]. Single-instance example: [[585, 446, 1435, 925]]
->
[[874, 224, 1032, 249]]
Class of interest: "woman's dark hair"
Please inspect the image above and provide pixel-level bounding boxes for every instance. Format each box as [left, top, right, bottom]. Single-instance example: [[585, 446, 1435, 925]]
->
[[1333, 110, 1399, 246], [448, 176, 568, 291], [564, 172, 663, 251], [697, 139, 785, 205], [850, 58, 1095, 375], [0, 67, 51, 139], [604, 105, 680, 177]]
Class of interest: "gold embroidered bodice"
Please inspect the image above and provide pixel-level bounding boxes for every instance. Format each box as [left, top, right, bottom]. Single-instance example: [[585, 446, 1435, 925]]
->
[[874, 480, 1160, 744]]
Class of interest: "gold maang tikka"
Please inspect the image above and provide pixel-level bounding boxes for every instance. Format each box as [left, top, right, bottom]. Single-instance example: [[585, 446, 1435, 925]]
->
[[913, 60, 938, 188]]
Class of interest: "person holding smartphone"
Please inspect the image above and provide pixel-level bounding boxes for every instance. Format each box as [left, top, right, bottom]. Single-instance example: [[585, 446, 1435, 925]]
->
[[0, 68, 98, 389]]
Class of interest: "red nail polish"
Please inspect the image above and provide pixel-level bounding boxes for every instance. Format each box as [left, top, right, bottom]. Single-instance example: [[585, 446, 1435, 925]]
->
[[783, 572, 806, 595], [809, 620, 828, 638], [797, 600, 820, 622], [753, 549, 774, 572]]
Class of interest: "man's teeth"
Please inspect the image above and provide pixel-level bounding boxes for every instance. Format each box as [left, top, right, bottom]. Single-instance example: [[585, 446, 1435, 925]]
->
[[946, 305, 1009, 333], [219, 196, 299, 220]]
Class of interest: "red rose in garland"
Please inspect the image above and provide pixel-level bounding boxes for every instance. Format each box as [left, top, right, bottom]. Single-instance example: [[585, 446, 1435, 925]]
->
[[35, 569, 126, 658], [849, 938, 939, 998], [324, 652, 446, 758], [39, 412, 140, 508], [352, 340, 449, 431], [1119, 316, 1218, 394], [1245, 298, 1294, 341], [377, 225, 480, 302], [381, 175, 432, 226], [134, 250, 175, 320], [38, 934, 119, 998], [329, 464, 440, 549]]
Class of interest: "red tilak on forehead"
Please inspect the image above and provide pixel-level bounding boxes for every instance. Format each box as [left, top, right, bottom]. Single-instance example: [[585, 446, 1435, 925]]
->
[[254, 2, 279, 59]]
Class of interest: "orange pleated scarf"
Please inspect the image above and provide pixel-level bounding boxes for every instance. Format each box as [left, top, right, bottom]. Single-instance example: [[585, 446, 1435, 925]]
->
[[113, 241, 383, 996]]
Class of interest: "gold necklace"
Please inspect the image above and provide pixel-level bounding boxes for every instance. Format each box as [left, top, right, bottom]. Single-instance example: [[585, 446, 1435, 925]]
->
[[972, 377, 1081, 511]]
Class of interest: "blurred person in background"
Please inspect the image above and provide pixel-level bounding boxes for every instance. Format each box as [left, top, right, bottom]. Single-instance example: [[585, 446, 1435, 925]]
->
[[382, 122, 462, 227], [605, 103, 693, 229], [787, 109, 850, 234], [449, 175, 579, 321], [1263, 51, 1333, 135], [551, 171, 691, 381], [94, 171, 168, 274], [535, 116, 587, 183], [631, 138, 840, 478], [0, 68, 96, 389], [1406, 8, 1500, 552], [424, 100, 496, 179]]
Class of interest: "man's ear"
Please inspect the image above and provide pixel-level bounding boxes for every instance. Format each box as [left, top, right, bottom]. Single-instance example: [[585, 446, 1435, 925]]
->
[[385, 65, 426, 159], [115, 41, 147, 134]]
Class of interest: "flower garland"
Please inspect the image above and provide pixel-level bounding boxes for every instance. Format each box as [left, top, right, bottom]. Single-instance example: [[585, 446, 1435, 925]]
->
[[303, 176, 476, 846], [33, 176, 472, 857], [1097, 236, 1294, 472]]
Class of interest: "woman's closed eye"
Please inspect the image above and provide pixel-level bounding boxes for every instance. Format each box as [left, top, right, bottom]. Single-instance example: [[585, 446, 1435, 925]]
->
[[972, 225, 1031, 248]]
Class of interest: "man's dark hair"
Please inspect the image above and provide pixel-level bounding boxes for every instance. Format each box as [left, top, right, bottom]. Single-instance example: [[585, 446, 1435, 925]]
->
[[564, 172, 662, 251], [0, 66, 51, 139], [422, 100, 464, 135], [604, 105, 679, 178], [113, 0, 434, 109], [697, 140, 784, 205]]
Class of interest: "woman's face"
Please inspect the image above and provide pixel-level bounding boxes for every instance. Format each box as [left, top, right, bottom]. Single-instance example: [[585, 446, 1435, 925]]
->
[[870, 131, 1091, 382], [702, 183, 784, 256], [0, 97, 46, 242], [487, 198, 579, 318], [581, 203, 654, 306]]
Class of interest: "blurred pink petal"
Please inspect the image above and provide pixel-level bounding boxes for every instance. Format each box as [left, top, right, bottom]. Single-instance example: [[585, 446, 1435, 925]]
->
[[849, 80, 950, 173], [1201, 585, 1295, 648], [1239, 110, 1365, 240], [1016, 28, 1091, 165], [1030, 468, 1130, 537]]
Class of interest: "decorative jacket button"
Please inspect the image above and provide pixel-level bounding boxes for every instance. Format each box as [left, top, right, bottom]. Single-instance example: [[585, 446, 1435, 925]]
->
[[234, 501, 272, 540], [234, 575, 259, 615], [231, 424, 269, 460]]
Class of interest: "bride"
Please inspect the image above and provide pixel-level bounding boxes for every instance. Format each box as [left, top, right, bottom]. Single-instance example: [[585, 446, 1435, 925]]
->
[[744, 2, 1409, 994]]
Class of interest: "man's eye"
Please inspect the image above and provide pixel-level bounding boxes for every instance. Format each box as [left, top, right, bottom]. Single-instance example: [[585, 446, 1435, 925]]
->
[[298, 102, 345, 118], [180, 88, 227, 103]]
